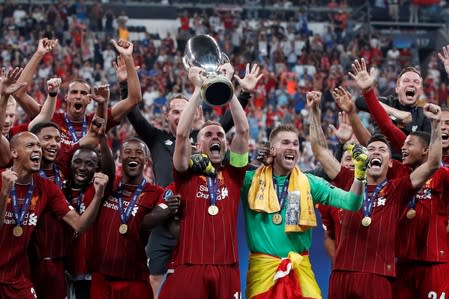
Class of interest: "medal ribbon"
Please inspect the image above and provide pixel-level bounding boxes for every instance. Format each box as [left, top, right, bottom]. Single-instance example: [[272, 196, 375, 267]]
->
[[363, 180, 388, 218], [273, 175, 290, 209], [39, 164, 61, 188], [407, 195, 416, 210], [117, 178, 146, 225], [207, 175, 219, 207], [72, 190, 85, 213], [10, 180, 34, 226], [64, 112, 87, 143]]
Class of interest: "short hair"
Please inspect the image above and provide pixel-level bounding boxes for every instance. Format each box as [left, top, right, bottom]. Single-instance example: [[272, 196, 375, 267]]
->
[[269, 124, 299, 143], [367, 134, 392, 155], [121, 137, 150, 157], [165, 94, 189, 113], [197, 120, 223, 139], [72, 146, 99, 163], [29, 121, 60, 136], [408, 131, 430, 148], [398, 67, 422, 80], [441, 107, 449, 113], [68, 79, 91, 92]]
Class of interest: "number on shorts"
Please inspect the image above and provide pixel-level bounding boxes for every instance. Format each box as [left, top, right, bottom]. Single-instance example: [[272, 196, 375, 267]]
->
[[233, 291, 242, 299], [428, 291, 446, 299]]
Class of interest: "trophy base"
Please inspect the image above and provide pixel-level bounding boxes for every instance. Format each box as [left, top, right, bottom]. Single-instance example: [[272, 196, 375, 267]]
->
[[202, 77, 234, 106]]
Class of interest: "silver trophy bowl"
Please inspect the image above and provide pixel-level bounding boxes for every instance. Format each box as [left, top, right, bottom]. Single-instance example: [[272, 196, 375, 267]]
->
[[183, 35, 234, 106]]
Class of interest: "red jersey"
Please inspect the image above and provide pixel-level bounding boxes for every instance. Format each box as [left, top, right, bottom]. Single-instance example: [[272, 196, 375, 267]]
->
[[30, 166, 70, 259], [318, 161, 410, 248], [51, 109, 119, 146], [397, 167, 449, 262], [172, 164, 246, 265], [0, 174, 72, 283], [334, 174, 416, 277], [65, 184, 96, 276], [91, 182, 163, 281], [318, 167, 354, 246]]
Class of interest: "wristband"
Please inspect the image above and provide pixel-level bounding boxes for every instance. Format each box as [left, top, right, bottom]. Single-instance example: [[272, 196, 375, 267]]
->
[[48, 92, 57, 97]]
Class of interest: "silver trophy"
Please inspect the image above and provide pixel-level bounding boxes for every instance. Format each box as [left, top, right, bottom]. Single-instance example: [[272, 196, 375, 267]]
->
[[183, 34, 234, 106]]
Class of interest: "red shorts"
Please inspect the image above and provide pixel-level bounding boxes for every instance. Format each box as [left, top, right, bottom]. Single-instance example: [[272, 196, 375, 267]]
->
[[393, 260, 449, 299], [31, 259, 66, 299], [0, 279, 37, 299], [159, 264, 240, 299], [90, 272, 153, 299], [329, 270, 393, 299]]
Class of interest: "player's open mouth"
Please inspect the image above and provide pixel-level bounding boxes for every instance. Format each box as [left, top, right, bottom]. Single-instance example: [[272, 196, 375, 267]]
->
[[210, 143, 221, 156], [284, 154, 295, 161], [368, 158, 382, 169], [442, 133, 448, 141], [30, 153, 41, 163], [405, 88, 415, 100], [74, 103, 83, 111], [127, 161, 139, 169]]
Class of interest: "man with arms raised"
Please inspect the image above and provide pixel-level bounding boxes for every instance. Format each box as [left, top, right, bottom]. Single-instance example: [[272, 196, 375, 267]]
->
[[14, 38, 141, 145], [157, 65, 249, 298]]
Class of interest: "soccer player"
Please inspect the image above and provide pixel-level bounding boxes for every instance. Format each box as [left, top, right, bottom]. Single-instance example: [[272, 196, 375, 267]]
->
[[156, 65, 249, 299], [240, 122, 364, 299], [120, 59, 261, 298], [89, 138, 175, 299], [28, 115, 109, 299], [350, 56, 449, 299], [0, 131, 108, 299], [14, 38, 141, 145]]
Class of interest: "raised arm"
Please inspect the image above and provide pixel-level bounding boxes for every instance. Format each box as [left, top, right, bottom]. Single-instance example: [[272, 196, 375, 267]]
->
[[308, 91, 341, 180], [349, 58, 406, 151], [332, 86, 371, 146], [229, 93, 250, 156], [116, 65, 160, 145], [15, 38, 58, 117], [62, 172, 108, 233], [28, 78, 60, 130], [0, 68, 27, 167], [110, 40, 142, 122], [410, 103, 442, 188], [220, 63, 263, 132], [89, 83, 110, 121], [173, 67, 204, 172]]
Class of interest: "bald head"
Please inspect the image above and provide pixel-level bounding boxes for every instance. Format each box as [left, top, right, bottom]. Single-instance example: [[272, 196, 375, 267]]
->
[[10, 131, 39, 150]]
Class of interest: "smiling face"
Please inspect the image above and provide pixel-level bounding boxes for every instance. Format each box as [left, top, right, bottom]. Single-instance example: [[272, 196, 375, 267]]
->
[[120, 140, 148, 181], [70, 149, 98, 187], [65, 81, 91, 121], [271, 131, 301, 176], [11, 132, 42, 173], [36, 126, 61, 165], [196, 124, 227, 166], [366, 140, 392, 182], [401, 134, 428, 168], [395, 71, 423, 106]]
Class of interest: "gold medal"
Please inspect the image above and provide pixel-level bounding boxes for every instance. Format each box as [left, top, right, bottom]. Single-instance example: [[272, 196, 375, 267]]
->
[[272, 213, 283, 225], [208, 205, 219, 216], [12, 225, 23, 237], [406, 209, 416, 219], [361, 216, 372, 227], [119, 224, 128, 235]]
